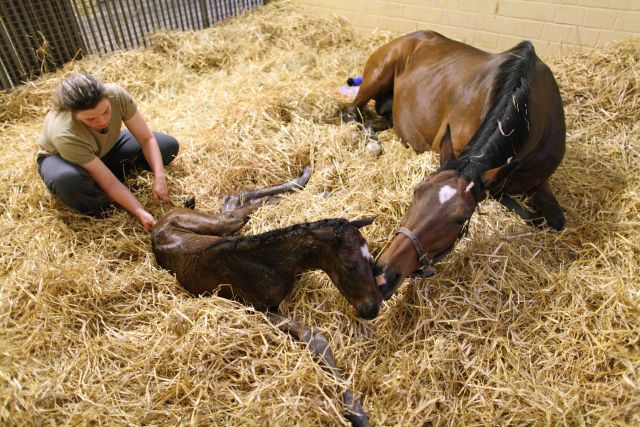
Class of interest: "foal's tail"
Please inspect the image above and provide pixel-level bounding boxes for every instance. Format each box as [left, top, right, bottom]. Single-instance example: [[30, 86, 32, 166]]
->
[[183, 196, 196, 209]]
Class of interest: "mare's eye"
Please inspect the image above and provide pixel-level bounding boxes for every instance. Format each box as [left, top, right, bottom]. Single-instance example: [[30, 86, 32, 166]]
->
[[454, 218, 467, 226]]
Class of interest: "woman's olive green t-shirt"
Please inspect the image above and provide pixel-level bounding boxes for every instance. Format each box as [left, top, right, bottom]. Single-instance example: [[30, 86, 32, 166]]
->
[[38, 83, 137, 164]]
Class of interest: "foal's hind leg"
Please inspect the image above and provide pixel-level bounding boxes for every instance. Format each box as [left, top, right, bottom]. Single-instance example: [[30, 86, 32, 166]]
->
[[266, 313, 370, 427], [222, 165, 312, 212], [162, 207, 251, 237]]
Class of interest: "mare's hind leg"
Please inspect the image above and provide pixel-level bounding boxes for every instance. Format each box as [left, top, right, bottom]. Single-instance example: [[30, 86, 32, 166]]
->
[[266, 313, 369, 427], [343, 48, 396, 124], [222, 165, 312, 212], [362, 93, 393, 144], [496, 181, 565, 231]]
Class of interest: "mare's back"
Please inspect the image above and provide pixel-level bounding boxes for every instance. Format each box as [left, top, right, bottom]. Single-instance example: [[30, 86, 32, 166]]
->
[[393, 31, 504, 153]]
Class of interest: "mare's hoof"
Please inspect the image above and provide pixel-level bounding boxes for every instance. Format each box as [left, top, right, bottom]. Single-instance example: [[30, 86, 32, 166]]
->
[[546, 210, 566, 231], [366, 140, 383, 156]]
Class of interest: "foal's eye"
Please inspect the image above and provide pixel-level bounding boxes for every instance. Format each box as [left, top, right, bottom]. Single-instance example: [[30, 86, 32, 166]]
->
[[454, 218, 467, 226]]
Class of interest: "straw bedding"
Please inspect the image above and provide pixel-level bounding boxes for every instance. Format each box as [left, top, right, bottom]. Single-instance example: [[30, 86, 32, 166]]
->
[[1, 1, 638, 425]]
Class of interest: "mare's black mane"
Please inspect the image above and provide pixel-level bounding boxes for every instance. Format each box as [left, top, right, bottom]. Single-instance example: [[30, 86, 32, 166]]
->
[[442, 41, 536, 185]]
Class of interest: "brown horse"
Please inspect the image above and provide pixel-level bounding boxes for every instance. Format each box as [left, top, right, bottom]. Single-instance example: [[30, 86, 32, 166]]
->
[[151, 166, 381, 426], [344, 31, 566, 299]]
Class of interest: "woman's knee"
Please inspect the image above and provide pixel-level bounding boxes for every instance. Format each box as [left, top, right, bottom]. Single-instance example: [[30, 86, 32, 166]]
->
[[44, 169, 111, 215], [155, 133, 179, 165]]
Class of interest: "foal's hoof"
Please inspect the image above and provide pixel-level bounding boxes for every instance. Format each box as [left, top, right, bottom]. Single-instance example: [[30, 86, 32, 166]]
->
[[294, 165, 313, 188], [221, 194, 241, 212], [183, 196, 196, 209], [343, 390, 370, 427]]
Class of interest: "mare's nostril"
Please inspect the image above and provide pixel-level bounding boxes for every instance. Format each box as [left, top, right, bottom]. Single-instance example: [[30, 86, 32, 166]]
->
[[381, 272, 401, 300]]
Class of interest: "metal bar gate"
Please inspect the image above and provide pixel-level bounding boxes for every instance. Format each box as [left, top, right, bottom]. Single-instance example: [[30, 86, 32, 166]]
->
[[0, 0, 264, 90]]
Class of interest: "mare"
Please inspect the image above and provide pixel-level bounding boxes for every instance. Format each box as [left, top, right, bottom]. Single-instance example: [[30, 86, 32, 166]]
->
[[344, 31, 566, 299], [152, 166, 381, 427]]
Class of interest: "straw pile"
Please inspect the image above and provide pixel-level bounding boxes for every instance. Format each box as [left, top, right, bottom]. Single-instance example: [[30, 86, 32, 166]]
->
[[1, 1, 638, 424]]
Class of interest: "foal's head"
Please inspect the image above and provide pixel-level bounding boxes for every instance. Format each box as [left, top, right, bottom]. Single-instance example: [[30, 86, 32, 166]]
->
[[306, 217, 383, 320]]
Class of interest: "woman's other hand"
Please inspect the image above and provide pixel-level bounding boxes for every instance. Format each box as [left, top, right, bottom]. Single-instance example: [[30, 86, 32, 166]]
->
[[152, 174, 169, 203]]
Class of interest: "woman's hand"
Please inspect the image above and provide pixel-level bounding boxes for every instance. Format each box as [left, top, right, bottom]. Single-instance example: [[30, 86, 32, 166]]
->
[[124, 112, 171, 204], [152, 175, 169, 203], [136, 209, 156, 231], [82, 158, 157, 231]]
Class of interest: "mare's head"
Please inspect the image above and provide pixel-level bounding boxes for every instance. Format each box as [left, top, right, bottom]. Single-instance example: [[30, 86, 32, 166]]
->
[[374, 153, 520, 300], [306, 217, 383, 319], [374, 169, 478, 299]]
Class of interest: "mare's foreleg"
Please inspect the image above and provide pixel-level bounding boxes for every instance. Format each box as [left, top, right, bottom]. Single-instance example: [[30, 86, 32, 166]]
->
[[526, 181, 565, 230], [495, 181, 565, 231], [266, 313, 369, 427], [222, 165, 312, 212]]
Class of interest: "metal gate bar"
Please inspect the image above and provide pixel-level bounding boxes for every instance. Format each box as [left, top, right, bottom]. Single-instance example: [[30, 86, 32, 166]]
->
[[0, 0, 265, 90]]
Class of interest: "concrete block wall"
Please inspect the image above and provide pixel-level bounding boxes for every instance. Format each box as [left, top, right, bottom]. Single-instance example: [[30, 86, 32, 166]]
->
[[292, 0, 640, 58]]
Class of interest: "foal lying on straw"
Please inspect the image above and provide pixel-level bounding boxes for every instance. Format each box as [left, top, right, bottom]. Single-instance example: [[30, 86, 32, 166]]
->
[[152, 166, 382, 427]]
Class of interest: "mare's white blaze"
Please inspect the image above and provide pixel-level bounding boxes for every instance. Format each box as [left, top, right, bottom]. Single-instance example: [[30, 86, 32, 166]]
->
[[439, 185, 458, 204], [360, 244, 372, 260]]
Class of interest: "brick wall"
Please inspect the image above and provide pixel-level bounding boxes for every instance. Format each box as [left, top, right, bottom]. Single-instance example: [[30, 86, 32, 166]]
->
[[292, 0, 640, 57]]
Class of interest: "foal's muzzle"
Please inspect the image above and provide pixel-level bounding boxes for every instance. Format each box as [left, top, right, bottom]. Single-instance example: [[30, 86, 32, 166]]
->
[[357, 303, 380, 320]]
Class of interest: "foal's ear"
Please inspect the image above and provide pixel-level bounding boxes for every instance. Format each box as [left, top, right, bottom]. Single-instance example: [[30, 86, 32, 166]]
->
[[350, 215, 378, 229], [439, 125, 455, 167], [480, 157, 520, 191]]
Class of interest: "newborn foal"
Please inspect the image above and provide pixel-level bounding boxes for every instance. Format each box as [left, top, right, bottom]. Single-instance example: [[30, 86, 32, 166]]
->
[[151, 166, 381, 426]]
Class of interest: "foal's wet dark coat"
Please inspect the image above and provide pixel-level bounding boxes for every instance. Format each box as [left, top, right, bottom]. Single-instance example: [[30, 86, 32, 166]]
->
[[151, 168, 380, 426], [152, 213, 382, 319]]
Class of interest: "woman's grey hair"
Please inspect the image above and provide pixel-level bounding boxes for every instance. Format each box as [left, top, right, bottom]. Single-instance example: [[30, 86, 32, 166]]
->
[[53, 72, 106, 111]]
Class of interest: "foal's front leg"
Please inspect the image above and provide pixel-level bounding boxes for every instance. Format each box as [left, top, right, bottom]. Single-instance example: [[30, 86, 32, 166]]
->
[[266, 313, 370, 427]]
